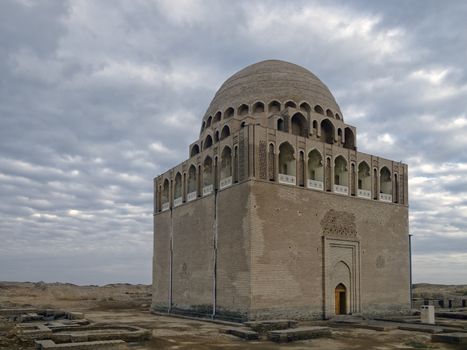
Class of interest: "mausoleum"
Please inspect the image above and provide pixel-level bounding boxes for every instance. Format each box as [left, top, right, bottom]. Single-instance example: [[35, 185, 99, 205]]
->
[[151, 60, 410, 321]]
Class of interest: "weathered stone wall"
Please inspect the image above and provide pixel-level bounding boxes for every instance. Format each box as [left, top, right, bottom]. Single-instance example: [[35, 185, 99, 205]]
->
[[249, 180, 410, 319], [216, 183, 251, 319], [171, 195, 215, 315], [152, 211, 171, 311], [151, 182, 252, 320]]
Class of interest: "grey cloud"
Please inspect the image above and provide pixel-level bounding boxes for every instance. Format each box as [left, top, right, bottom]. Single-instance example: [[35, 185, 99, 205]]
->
[[1, 0, 466, 284]]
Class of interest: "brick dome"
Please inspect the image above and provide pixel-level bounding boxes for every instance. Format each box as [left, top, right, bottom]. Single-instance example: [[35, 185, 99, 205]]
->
[[203, 60, 342, 124]]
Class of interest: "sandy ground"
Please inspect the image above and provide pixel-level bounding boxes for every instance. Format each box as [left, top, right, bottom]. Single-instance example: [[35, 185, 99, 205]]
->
[[0, 282, 465, 350]]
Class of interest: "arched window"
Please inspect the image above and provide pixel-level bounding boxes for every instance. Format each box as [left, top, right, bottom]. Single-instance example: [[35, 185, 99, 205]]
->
[[204, 135, 213, 149], [224, 107, 234, 119], [326, 109, 334, 118], [357, 161, 371, 199], [380, 167, 392, 202], [190, 144, 200, 157], [220, 147, 232, 188], [253, 101, 264, 113], [277, 118, 285, 131], [321, 119, 335, 144], [238, 104, 249, 116], [344, 128, 355, 150], [268, 100, 281, 113], [314, 105, 324, 114], [203, 157, 213, 195], [300, 102, 311, 114], [334, 156, 348, 194], [307, 149, 323, 190], [278, 142, 296, 185], [206, 116, 212, 127], [285, 100, 296, 109], [291, 113, 308, 137], [187, 165, 197, 201], [162, 179, 170, 210], [337, 128, 343, 143], [201, 121, 205, 134], [335, 113, 341, 120], [174, 172, 182, 206], [213, 111, 221, 123], [220, 125, 230, 140], [214, 131, 219, 143]]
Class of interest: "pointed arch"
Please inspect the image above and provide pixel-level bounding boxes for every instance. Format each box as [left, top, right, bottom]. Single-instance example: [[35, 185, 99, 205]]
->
[[268, 100, 281, 113], [291, 113, 308, 137], [213, 111, 221, 124], [334, 156, 348, 193], [224, 107, 234, 119], [285, 100, 296, 109], [203, 156, 213, 195], [162, 178, 170, 209], [380, 166, 392, 201], [204, 134, 213, 149], [321, 119, 335, 144], [253, 101, 265, 113], [344, 128, 355, 150], [357, 161, 371, 198], [174, 172, 182, 206], [206, 116, 212, 127], [307, 149, 324, 189], [277, 117, 286, 132], [314, 105, 324, 114], [300, 102, 311, 113], [278, 142, 296, 185], [190, 144, 200, 157], [220, 147, 232, 188], [326, 109, 334, 118], [220, 125, 230, 140], [187, 165, 197, 201], [238, 104, 249, 116]]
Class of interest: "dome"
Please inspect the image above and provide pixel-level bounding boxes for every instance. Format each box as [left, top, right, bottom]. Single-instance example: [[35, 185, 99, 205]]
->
[[203, 60, 342, 123]]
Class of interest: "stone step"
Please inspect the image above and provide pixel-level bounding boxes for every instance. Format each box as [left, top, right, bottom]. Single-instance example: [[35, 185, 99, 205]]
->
[[244, 319, 298, 332], [225, 327, 259, 340], [268, 326, 331, 343]]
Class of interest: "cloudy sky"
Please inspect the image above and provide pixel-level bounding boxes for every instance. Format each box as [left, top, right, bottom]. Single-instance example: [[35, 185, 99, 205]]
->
[[1, 0, 466, 285]]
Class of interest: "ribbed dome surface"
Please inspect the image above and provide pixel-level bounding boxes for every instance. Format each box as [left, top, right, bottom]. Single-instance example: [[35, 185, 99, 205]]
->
[[204, 60, 342, 119]]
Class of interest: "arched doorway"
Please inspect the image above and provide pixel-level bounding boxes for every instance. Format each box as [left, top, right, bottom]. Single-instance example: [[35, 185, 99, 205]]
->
[[335, 283, 347, 315]]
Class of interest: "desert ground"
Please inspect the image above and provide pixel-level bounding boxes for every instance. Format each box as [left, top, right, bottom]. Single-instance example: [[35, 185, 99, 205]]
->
[[1, 281, 466, 349]]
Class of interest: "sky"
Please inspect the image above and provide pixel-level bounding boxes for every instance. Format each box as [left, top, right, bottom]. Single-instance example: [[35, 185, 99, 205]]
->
[[1, 0, 466, 285]]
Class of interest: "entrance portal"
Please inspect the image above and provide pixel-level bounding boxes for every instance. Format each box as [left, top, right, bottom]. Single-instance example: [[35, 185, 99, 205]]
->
[[335, 283, 347, 315]]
